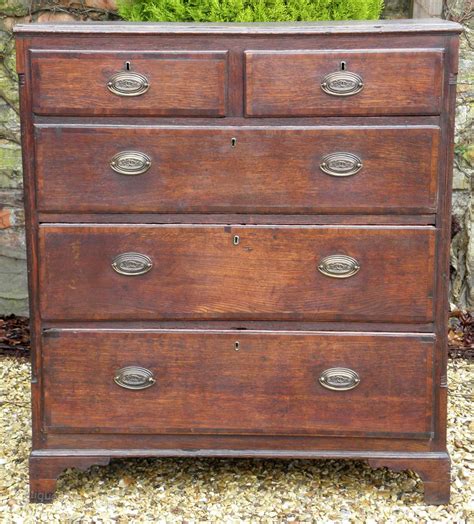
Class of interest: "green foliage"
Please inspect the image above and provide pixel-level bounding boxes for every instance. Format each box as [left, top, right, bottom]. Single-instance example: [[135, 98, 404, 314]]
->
[[117, 0, 383, 23]]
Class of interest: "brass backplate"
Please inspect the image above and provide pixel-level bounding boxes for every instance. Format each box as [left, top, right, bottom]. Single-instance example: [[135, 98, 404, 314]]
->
[[107, 71, 149, 97], [320, 152, 363, 177], [321, 71, 364, 97], [114, 366, 156, 390], [318, 254, 360, 279], [111, 252, 153, 276], [319, 368, 360, 391], [110, 151, 151, 176]]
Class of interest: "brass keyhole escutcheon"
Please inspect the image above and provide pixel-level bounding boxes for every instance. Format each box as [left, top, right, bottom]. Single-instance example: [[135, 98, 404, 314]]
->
[[233, 235, 240, 245], [234, 341, 240, 351]]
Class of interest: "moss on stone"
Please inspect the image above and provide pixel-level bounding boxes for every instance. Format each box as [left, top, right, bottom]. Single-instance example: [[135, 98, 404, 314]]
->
[[0, 139, 22, 188], [0, 0, 30, 17]]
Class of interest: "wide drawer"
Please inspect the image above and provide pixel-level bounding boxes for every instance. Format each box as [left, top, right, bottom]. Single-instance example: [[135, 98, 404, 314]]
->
[[30, 50, 228, 116], [43, 330, 434, 437], [245, 49, 444, 116], [35, 125, 440, 214], [39, 225, 435, 323]]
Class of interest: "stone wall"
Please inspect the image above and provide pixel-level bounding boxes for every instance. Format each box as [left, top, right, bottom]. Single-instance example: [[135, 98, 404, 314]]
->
[[0, 0, 472, 315], [1, 4, 24, 315], [0, 1, 118, 315], [451, 23, 473, 310]]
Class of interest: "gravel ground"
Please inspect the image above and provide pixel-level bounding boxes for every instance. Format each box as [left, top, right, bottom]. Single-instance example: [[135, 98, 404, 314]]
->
[[0, 357, 472, 523]]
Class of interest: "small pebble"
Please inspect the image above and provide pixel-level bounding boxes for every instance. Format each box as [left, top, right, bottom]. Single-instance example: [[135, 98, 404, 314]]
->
[[0, 357, 472, 522]]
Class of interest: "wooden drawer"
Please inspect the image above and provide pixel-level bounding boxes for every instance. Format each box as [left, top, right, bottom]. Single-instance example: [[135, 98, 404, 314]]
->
[[35, 125, 440, 214], [43, 330, 434, 438], [245, 49, 444, 116], [30, 50, 228, 116], [38, 225, 435, 323]]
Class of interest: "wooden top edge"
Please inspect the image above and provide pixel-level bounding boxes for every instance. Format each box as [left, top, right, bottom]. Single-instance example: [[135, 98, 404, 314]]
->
[[13, 19, 463, 35]]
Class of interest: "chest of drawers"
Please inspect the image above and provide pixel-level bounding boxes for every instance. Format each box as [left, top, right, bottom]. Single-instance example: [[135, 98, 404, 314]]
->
[[14, 19, 462, 504]]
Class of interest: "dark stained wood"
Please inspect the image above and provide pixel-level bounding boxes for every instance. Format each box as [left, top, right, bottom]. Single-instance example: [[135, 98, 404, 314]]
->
[[34, 115, 442, 126], [42, 433, 435, 452], [42, 330, 434, 437], [16, 37, 45, 451], [38, 225, 435, 323], [36, 213, 437, 226], [29, 453, 111, 503], [15, 20, 460, 504], [368, 454, 451, 505], [245, 50, 444, 117], [31, 51, 228, 116], [42, 320, 435, 333], [15, 34, 457, 57], [28, 449, 448, 505], [35, 125, 440, 214], [431, 34, 461, 452]]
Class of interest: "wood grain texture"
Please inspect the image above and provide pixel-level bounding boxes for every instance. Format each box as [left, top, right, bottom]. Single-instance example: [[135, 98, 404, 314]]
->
[[36, 213, 437, 226], [29, 454, 111, 503], [245, 50, 444, 116], [16, 38, 45, 450], [31, 50, 228, 116], [13, 19, 464, 35], [35, 125, 440, 214], [15, 20, 460, 504], [41, 432, 435, 452], [38, 225, 435, 323], [28, 449, 449, 504], [368, 454, 450, 504], [42, 330, 434, 437]]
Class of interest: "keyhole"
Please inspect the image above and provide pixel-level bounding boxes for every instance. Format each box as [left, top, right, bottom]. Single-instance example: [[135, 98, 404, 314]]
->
[[231, 137, 237, 147], [125, 61, 131, 71], [340, 61, 346, 71], [233, 235, 240, 245], [234, 341, 240, 351]]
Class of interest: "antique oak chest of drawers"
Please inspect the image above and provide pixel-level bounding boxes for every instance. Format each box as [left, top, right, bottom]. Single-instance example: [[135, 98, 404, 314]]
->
[[15, 19, 462, 503]]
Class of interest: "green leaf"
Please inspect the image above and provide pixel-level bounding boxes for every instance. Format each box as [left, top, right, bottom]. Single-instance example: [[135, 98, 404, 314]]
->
[[117, 0, 383, 22]]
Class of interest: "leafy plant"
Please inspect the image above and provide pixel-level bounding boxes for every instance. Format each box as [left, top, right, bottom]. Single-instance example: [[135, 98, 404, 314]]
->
[[118, 0, 383, 22]]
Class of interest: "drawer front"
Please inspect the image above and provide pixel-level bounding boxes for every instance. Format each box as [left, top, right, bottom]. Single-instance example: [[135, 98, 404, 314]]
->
[[30, 51, 228, 116], [36, 126, 439, 214], [39, 225, 435, 323], [245, 49, 444, 116], [43, 330, 434, 438]]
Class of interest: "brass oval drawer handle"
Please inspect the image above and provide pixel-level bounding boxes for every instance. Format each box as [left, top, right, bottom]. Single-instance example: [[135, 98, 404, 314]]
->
[[320, 153, 362, 177], [114, 366, 156, 390], [321, 71, 364, 97], [107, 71, 149, 97], [110, 151, 152, 176], [318, 255, 360, 279], [111, 252, 153, 276], [319, 368, 360, 391]]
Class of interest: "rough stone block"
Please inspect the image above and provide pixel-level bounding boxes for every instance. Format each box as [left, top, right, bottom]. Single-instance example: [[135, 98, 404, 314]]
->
[[83, 0, 117, 9], [36, 12, 76, 23], [0, 99, 20, 143], [0, 63, 19, 108], [0, 139, 22, 188], [0, 0, 30, 17], [0, 216, 27, 316]]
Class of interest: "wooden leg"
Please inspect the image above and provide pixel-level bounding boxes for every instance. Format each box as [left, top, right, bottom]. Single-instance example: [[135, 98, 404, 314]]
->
[[368, 453, 451, 505], [29, 453, 110, 503]]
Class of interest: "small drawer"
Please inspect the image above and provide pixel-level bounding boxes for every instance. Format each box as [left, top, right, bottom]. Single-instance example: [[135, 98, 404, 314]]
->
[[30, 50, 228, 116], [43, 330, 434, 438], [35, 125, 440, 215], [245, 49, 444, 116], [38, 224, 435, 323]]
